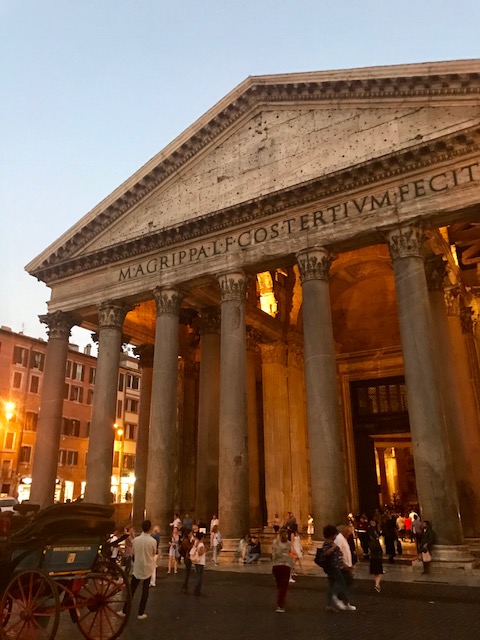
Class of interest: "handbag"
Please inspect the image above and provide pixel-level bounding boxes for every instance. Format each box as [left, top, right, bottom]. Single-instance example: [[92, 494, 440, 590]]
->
[[421, 550, 431, 563], [217, 540, 223, 552], [396, 539, 403, 555]]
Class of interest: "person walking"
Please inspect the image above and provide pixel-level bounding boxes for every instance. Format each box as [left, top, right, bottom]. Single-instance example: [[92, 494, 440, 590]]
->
[[368, 523, 384, 593], [149, 525, 160, 586], [334, 524, 356, 610], [321, 525, 354, 612], [289, 524, 305, 576], [420, 520, 436, 574], [272, 528, 294, 613], [190, 531, 207, 596], [180, 529, 195, 593], [119, 519, 157, 620], [210, 524, 222, 566], [123, 525, 135, 577]]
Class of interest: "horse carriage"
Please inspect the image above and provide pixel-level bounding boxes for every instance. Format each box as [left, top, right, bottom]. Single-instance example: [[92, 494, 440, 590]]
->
[[0, 502, 131, 640]]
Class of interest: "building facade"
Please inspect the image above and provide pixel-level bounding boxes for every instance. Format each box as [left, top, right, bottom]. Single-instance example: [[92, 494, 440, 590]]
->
[[0, 327, 140, 502], [25, 61, 480, 562]]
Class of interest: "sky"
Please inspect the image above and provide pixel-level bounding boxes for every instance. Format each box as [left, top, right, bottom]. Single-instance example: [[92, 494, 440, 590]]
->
[[1, 0, 479, 350]]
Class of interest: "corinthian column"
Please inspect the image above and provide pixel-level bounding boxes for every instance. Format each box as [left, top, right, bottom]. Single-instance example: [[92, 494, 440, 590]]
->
[[296, 247, 347, 532], [132, 344, 154, 528], [30, 311, 78, 508], [217, 271, 249, 538], [196, 307, 221, 523], [246, 327, 262, 528], [385, 225, 463, 546], [146, 287, 182, 528], [85, 301, 131, 504]]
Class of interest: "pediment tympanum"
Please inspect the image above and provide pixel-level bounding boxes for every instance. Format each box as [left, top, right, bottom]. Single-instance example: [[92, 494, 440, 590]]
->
[[27, 60, 480, 291], [82, 105, 480, 255]]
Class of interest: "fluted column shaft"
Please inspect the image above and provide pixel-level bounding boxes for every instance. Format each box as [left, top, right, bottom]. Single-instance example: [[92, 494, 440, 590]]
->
[[146, 287, 182, 528], [296, 247, 347, 532], [287, 340, 310, 525], [217, 271, 249, 538], [30, 311, 77, 508], [85, 301, 130, 504], [260, 342, 291, 525], [385, 225, 463, 545], [196, 307, 221, 523], [132, 344, 154, 529]]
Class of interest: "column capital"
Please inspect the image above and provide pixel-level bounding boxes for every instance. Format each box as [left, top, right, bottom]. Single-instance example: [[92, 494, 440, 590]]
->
[[259, 341, 287, 365], [287, 343, 304, 369], [39, 310, 79, 340], [246, 326, 262, 352], [98, 300, 132, 330], [153, 287, 183, 316], [200, 307, 221, 335], [444, 287, 461, 317], [424, 255, 448, 292], [460, 303, 474, 335], [134, 343, 155, 368], [296, 247, 334, 283], [217, 270, 248, 302], [384, 223, 425, 261]]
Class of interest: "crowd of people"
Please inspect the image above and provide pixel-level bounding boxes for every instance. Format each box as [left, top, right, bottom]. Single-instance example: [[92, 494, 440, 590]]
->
[[112, 507, 436, 619]]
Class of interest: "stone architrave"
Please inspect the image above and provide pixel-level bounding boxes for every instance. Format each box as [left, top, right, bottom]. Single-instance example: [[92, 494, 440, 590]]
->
[[287, 340, 310, 524], [438, 287, 480, 536], [217, 271, 249, 539], [196, 307, 221, 523], [296, 247, 348, 532], [132, 344, 154, 529], [385, 225, 463, 546], [85, 301, 131, 505], [246, 326, 262, 528], [259, 341, 291, 525], [146, 287, 182, 528], [30, 311, 78, 508]]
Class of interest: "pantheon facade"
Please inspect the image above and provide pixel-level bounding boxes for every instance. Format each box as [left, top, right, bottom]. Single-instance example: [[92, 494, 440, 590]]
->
[[27, 60, 480, 560]]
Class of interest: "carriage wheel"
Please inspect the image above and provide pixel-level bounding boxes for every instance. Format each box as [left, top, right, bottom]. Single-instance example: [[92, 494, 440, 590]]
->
[[74, 566, 131, 640], [0, 568, 60, 640]]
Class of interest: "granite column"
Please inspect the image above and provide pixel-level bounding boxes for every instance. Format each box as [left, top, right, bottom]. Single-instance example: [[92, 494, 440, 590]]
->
[[217, 271, 249, 539], [30, 311, 78, 508], [296, 247, 348, 533], [85, 301, 131, 504], [145, 287, 182, 529]]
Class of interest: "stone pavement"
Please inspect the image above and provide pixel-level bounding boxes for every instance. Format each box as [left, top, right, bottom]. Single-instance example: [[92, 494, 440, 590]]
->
[[55, 553, 480, 640]]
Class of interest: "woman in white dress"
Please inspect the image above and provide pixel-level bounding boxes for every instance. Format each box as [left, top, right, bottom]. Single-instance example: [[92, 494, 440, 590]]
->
[[167, 526, 180, 574], [289, 524, 305, 576]]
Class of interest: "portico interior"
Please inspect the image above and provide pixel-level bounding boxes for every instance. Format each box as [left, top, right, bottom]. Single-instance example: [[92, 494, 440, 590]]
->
[[26, 60, 480, 556]]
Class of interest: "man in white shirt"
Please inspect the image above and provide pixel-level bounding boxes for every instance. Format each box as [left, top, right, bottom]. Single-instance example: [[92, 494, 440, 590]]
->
[[333, 524, 357, 611], [120, 520, 157, 620]]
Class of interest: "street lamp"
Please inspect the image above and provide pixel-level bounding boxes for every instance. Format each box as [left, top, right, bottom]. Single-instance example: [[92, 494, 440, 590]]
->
[[113, 423, 124, 502]]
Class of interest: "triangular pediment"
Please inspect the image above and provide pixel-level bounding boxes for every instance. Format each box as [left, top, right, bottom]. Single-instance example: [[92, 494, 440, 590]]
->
[[27, 59, 480, 283]]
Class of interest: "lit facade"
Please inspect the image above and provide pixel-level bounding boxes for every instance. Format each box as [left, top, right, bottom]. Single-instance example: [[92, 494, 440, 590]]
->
[[25, 61, 480, 567]]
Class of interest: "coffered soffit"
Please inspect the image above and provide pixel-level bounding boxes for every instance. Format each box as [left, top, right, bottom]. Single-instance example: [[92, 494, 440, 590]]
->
[[26, 60, 480, 284]]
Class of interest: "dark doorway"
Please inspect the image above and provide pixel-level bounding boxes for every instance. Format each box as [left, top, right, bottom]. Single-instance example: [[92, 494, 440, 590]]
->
[[350, 376, 416, 517]]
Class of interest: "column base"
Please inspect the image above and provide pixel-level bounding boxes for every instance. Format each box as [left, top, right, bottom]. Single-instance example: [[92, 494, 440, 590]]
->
[[216, 538, 242, 563], [412, 544, 476, 574]]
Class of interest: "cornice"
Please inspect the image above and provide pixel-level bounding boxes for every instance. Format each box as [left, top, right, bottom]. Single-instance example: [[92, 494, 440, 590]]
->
[[27, 67, 480, 280], [31, 122, 480, 284]]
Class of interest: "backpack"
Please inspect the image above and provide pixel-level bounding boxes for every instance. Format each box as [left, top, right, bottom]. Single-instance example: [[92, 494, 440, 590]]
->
[[180, 536, 192, 558], [314, 547, 329, 571]]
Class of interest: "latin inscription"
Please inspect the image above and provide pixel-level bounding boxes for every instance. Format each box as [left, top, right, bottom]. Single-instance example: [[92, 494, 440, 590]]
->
[[119, 162, 479, 282]]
